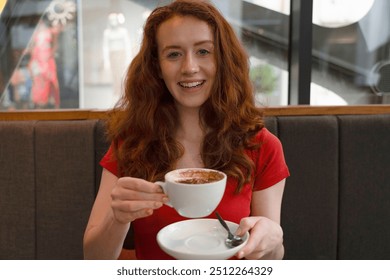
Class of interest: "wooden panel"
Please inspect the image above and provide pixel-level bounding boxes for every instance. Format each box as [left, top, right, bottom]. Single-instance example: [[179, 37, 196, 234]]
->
[[0, 110, 108, 121], [263, 105, 390, 116], [1, 105, 390, 121]]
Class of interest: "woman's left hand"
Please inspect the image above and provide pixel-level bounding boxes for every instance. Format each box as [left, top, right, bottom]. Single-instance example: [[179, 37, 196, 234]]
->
[[235, 216, 284, 260]]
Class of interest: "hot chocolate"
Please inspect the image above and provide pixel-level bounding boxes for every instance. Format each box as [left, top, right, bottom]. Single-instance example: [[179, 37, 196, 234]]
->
[[175, 169, 224, 184]]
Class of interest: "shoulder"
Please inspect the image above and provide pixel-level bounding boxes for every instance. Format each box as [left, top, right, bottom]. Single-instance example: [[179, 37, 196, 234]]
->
[[253, 128, 283, 150], [100, 142, 119, 176], [244, 127, 284, 167], [248, 128, 290, 190]]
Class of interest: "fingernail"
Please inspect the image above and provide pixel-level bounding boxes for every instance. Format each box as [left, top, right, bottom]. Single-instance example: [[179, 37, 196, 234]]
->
[[154, 202, 163, 208], [237, 251, 244, 259], [162, 197, 169, 203]]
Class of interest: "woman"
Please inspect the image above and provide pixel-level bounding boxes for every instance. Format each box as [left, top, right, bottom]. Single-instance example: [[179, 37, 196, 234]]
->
[[84, 0, 289, 260]]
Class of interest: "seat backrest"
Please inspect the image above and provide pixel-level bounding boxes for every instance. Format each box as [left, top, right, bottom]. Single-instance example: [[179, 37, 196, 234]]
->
[[0, 120, 97, 259]]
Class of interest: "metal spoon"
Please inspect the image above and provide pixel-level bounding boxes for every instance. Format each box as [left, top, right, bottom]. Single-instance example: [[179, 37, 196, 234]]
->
[[215, 212, 244, 248]]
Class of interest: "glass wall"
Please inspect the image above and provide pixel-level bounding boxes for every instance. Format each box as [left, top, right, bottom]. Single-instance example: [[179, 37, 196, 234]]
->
[[80, 0, 154, 108], [1, 0, 389, 111], [0, 0, 78, 110], [0, 0, 290, 110], [311, 0, 390, 104], [80, 0, 290, 108]]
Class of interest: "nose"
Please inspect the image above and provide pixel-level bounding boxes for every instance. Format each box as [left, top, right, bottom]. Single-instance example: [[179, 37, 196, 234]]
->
[[181, 53, 199, 75]]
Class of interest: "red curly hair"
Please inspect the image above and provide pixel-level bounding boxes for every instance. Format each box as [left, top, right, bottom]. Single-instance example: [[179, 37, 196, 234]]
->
[[106, 0, 264, 192]]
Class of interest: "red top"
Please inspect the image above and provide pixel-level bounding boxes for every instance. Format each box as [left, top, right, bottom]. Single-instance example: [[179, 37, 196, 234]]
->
[[100, 128, 290, 259]]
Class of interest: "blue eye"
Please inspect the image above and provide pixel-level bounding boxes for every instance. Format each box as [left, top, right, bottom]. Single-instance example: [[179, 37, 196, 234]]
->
[[167, 52, 181, 59], [198, 49, 210, 55]]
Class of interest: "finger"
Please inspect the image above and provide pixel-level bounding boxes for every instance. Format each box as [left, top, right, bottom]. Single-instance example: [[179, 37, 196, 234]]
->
[[117, 177, 163, 193], [235, 216, 257, 236], [114, 208, 154, 224], [112, 199, 164, 213], [112, 188, 168, 202], [236, 218, 266, 259], [236, 232, 259, 259]]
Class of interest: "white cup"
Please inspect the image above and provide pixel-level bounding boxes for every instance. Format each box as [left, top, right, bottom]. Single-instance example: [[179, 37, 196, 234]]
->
[[156, 168, 227, 218]]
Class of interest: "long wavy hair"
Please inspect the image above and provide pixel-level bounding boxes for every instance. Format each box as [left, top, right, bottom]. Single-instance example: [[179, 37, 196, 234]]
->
[[106, 0, 264, 192]]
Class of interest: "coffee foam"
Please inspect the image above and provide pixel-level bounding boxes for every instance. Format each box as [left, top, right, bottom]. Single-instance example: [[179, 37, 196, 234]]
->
[[174, 169, 224, 184]]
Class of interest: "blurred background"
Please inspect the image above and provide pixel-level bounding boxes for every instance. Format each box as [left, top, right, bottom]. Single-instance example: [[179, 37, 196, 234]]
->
[[0, 0, 389, 110]]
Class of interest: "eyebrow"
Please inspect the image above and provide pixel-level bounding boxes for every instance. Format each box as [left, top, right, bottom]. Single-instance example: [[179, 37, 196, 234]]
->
[[161, 40, 214, 52]]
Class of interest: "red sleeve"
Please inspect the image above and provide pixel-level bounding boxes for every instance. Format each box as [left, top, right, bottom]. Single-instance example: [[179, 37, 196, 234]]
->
[[100, 143, 119, 176], [251, 128, 290, 191]]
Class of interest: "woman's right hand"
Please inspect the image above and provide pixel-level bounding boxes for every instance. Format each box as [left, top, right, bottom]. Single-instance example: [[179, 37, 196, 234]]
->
[[110, 177, 168, 224]]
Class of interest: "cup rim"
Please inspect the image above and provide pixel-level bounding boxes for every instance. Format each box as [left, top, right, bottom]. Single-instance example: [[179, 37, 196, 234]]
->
[[165, 168, 226, 184]]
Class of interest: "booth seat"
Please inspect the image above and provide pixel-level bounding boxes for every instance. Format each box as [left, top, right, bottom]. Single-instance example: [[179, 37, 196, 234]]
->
[[1, 109, 390, 259]]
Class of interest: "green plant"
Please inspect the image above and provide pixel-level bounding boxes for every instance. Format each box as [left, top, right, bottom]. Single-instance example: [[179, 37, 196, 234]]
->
[[249, 64, 277, 94]]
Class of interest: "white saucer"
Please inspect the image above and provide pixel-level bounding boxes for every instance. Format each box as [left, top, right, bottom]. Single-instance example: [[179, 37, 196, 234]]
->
[[157, 218, 249, 260]]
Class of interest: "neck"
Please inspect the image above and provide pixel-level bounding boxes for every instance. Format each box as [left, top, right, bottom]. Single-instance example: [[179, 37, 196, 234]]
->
[[176, 106, 204, 143], [174, 107, 205, 169]]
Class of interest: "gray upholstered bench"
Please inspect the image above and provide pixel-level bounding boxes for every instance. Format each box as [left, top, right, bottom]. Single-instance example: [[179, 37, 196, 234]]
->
[[1, 110, 389, 259]]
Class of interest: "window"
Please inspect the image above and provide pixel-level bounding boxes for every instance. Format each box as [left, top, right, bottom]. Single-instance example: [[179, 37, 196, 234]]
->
[[80, 0, 290, 108], [311, 0, 390, 104], [1, 0, 389, 111], [0, 0, 78, 110]]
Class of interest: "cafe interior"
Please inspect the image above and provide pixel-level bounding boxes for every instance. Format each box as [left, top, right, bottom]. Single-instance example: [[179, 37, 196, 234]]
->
[[0, 0, 389, 260]]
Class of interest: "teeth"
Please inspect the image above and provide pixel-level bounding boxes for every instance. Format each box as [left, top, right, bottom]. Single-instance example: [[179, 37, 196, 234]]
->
[[179, 81, 203, 88]]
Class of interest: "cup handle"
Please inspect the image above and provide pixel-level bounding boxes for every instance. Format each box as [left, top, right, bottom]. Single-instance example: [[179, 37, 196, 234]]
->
[[155, 181, 173, 207]]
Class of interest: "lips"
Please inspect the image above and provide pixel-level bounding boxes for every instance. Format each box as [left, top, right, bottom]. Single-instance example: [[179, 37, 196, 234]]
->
[[178, 80, 205, 88]]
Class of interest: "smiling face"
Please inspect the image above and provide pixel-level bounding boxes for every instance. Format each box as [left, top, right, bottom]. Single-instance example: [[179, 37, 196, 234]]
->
[[157, 15, 216, 111]]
